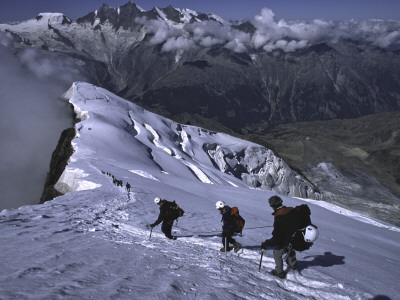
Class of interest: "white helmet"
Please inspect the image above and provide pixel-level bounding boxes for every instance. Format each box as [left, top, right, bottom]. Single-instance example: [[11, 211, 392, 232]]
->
[[215, 201, 225, 210], [303, 225, 319, 242], [154, 197, 161, 204]]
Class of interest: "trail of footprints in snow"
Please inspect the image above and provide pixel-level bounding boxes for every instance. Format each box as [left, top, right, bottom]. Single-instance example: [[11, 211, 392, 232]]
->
[[69, 187, 350, 299], [100, 217, 355, 299], [71, 195, 356, 300]]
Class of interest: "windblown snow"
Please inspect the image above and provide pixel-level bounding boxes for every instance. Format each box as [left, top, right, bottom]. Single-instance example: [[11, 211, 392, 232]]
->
[[0, 82, 399, 299]]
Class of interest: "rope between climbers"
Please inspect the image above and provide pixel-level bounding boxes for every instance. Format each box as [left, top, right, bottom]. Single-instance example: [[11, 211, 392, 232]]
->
[[175, 224, 273, 235]]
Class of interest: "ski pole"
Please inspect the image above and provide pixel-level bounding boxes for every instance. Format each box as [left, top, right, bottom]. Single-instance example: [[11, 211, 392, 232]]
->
[[225, 238, 228, 257], [149, 228, 153, 240], [259, 249, 264, 271]]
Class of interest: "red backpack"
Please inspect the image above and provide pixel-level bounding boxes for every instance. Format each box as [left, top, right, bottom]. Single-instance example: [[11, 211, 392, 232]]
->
[[231, 207, 245, 234]]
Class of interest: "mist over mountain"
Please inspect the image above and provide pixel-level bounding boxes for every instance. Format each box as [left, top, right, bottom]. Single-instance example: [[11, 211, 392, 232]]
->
[[0, 2, 399, 225], [0, 32, 79, 210], [1, 3, 399, 124]]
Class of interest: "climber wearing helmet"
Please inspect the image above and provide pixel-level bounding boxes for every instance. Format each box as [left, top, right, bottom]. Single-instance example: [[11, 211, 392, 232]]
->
[[150, 197, 184, 240], [216, 201, 241, 253]]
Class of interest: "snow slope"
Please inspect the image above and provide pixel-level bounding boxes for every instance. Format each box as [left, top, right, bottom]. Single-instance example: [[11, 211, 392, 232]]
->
[[0, 82, 399, 299]]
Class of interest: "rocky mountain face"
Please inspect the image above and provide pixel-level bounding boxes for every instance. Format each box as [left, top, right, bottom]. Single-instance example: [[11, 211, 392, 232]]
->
[[2, 3, 399, 129], [203, 142, 320, 199], [134, 43, 400, 131], [1, 2, 399, 224], [244, 110, 400, 226]]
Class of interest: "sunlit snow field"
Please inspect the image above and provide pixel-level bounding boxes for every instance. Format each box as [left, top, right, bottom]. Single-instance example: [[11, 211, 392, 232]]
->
[[1, 83, 399, 299]]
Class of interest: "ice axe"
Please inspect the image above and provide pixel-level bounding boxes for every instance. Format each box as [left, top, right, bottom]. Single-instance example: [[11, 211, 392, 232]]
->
[[259, 249, 265, 271]]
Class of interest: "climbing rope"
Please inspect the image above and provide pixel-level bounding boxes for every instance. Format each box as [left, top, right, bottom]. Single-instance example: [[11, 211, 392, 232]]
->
[[244, 225, 274, 230], [175, 224, 273, 235]]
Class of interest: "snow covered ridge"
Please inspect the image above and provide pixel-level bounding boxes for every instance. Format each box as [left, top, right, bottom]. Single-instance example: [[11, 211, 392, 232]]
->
[[55, 82, 319, 199], [0, 12, 72, 34], [0, 82, 399, 299]]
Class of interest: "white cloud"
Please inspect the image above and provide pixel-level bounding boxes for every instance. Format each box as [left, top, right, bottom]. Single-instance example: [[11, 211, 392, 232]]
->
[[252, 8, 309, 52], [198, 36, 223, 47], [18, 48, 82, 83], [135, 17, 182, 45], [135, 8, 400, 54], [0, 32, 83, 210], [252, 8, 400, 52], [187, 20, 250, 52], [161, 36, 195, 52], [263, 39, 309, 53], [254, 8, 278, 28], [225, 39, 247, 53], [0, 31, 13, 47], [375, 31, 400, 48]]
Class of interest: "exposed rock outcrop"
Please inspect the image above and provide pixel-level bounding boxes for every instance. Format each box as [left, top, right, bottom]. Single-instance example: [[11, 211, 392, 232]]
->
[[204, 143, 320, 199], [40, 127, 75, 203]]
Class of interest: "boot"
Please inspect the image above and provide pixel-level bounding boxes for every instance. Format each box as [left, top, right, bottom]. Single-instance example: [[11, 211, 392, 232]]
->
[[220, 247, 232, 252], [270, 269, 286, 279], [233, 242, 241, 253], [285, 258, 297, 271]]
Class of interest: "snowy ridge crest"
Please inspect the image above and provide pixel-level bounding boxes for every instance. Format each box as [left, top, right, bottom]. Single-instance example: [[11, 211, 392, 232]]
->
[[54, 82, 318, 199]]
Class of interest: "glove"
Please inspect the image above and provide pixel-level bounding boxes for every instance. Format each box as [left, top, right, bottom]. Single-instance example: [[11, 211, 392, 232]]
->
[[150, 223, 156, 228], [261, 240, 269, 249]]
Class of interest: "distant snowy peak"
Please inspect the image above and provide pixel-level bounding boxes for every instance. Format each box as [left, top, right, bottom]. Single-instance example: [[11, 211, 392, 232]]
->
[[2, 1, 400, 54], [1, 12, 72, 33], [35, 13, 72, 25], [76, 2, 144, 30], [76, 2, 226, 30], [178, 8, 198, 23]]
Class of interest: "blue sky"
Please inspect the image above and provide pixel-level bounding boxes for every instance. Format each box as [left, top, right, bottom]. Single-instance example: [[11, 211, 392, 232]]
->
[[1, 0, 399, 23]]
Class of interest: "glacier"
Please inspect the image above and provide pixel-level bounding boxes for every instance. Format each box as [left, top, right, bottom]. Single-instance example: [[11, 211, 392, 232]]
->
[[54, 82, 319, 200], [0, 82, 399, 299]]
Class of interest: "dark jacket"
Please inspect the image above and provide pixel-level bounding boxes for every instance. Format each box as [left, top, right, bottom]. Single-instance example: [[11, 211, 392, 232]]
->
[[153, 200, 175, 226], [263, 206, 295, 248], [220, 206, 235, 234]]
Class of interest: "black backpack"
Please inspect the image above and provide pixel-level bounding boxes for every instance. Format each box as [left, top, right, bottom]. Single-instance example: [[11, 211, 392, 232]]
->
[[168, 201, 185, 220], [288, 204, 317, 251]]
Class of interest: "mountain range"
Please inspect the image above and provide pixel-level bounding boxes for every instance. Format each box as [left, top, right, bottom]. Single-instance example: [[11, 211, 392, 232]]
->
[[1, 2, 399, 226]]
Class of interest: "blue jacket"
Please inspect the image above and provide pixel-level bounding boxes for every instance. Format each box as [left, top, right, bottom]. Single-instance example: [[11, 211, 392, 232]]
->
[[220, 206, 235, 234]]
